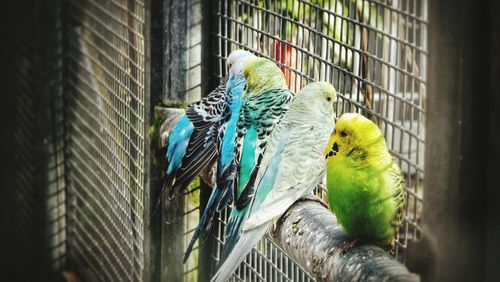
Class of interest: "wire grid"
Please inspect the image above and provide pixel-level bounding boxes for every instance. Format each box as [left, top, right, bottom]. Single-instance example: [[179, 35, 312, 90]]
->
[[212, 0, 427, 272], [211, 208, 317, 282], [64, 0, 146, 280], [183, 183, 202, 282]]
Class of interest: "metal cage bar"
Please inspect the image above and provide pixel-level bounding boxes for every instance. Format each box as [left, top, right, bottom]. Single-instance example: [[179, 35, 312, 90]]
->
[[423, 0, 500, 281]]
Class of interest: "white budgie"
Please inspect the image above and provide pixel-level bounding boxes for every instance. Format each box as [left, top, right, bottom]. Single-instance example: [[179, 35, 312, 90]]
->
[[211, 81, 337, 282]]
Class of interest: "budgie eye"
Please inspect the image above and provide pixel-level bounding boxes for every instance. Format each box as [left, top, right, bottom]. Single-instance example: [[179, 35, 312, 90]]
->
[[326, 97, 332, 102], [340, 130, 347, 137]]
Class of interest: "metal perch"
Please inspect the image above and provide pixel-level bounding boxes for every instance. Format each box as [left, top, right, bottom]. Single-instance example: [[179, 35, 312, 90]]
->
[[272, 196, 420, 282]]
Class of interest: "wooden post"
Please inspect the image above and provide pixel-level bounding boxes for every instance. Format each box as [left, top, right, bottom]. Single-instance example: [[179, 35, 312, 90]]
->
[[144, 0, 162, 281]]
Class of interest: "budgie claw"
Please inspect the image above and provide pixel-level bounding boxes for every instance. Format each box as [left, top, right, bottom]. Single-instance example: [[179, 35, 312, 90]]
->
[[341, 238, 360, 255]]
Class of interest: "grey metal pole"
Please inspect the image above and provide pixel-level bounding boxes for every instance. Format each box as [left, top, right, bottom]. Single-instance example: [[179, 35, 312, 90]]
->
[[485, 2, 500, 280], [425, 0, 500, 281]]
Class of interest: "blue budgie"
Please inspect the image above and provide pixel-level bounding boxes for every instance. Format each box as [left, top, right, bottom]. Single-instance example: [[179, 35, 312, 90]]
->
[[158, 50, 255, 208], [181, 50, 256, 261]]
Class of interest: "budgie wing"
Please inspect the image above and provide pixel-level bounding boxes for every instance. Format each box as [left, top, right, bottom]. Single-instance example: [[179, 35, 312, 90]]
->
[[389, 161, 405, 230], [233, 89, 293, 205], [186, 77, 228, 129], [243, 123, 332, 230], [170, 78, 228, 194], [214, 83, 241, 157]]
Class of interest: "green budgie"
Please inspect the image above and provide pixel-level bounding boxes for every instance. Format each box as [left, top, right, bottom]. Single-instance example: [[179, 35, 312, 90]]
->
[[218, 57, 294, 264], [325, 113, 405, 247], [212, 82, 337, 282]]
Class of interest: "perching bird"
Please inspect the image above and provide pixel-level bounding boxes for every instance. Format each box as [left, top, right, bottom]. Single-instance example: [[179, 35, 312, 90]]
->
[[182, 50, 256, 262], [211, 82, 337, 282], [325, 113, 405, 247], [158, 50, 255, 208], [218, 58, 294, 264]]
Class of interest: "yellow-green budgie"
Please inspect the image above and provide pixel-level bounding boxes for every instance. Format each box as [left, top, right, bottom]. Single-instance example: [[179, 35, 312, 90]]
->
[[325, 113, 404, 247]]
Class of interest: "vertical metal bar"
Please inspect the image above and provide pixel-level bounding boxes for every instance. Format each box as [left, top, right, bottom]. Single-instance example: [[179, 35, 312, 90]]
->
[[485, 2, 500, 280], [424, 0, 492, 280], [145, 0, 163, 280]]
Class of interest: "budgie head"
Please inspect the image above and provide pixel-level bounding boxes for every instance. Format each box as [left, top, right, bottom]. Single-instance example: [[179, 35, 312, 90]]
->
[[293, 81, 337, 116], [242, 58, 287, 96], [227, 50, 256, 76], [325, 113, 388, 164]]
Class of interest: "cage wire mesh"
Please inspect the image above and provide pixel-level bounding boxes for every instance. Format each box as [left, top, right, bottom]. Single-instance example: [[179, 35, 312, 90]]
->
[[183, 182, 202, 281], [207, 0, 427, 278], [64, 0, 146, 280]]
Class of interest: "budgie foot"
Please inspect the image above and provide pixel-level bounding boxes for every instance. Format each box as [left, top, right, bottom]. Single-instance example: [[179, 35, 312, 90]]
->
[[385, 238, 397, 252], [200, 159, 217, 189], [341, 238, 360, 254], [296, 194, 329, 209]]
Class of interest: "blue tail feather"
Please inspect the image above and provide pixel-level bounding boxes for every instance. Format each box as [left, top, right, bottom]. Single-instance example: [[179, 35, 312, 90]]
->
[[219, 212, 245, 264], [152, 172, 176, 217], [216, 185, 233, 212], [183, 186, 225, 263]]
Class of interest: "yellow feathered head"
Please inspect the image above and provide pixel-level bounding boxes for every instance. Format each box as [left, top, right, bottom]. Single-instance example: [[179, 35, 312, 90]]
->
[[325, 113, 388, 164], [242, 58, 287, 96]]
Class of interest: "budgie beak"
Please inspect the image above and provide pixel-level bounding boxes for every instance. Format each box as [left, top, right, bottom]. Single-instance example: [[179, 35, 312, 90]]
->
[[324, 132, 338, 158]]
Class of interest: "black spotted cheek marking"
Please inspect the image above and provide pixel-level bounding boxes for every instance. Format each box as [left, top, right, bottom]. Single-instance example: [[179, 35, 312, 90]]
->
[[332, 142, 339, 153], [325, 149, 335, 159]]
